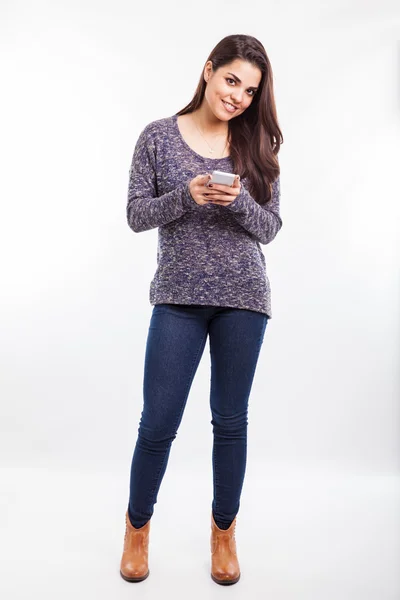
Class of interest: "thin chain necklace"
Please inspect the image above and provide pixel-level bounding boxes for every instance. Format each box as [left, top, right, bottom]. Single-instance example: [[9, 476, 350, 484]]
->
[[192, 115, 229, 158]]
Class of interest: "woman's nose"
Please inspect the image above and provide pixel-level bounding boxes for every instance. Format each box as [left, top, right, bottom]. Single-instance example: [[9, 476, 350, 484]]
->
[[231, 91, 243, 104]]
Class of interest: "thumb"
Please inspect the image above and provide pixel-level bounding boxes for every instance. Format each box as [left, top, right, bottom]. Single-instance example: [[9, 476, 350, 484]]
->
[[198, 173, 212, 183], [232, 174, 241, 187]]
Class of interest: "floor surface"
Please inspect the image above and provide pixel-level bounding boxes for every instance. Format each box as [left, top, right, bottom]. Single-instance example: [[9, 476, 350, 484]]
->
[[1, 465, 399, 600]]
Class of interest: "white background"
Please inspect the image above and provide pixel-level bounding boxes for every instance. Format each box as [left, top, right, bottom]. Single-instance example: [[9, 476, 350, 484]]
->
[[1, 1, 399, 598]]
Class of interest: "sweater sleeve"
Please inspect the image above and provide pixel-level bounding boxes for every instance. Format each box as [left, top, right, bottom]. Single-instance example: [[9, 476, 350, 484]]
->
[[225, 175, 283, 245], [126, 125, 196, 233]]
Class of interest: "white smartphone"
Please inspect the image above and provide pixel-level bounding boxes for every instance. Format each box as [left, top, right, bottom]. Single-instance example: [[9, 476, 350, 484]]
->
[[206, 170, 236, 187]]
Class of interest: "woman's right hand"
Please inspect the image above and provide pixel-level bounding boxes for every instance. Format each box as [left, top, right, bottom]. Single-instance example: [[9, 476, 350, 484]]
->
[[188, 173, 213, 205]]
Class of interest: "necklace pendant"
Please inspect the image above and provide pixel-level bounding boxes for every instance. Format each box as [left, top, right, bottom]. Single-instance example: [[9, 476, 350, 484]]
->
[[209, 148, 214, 154]]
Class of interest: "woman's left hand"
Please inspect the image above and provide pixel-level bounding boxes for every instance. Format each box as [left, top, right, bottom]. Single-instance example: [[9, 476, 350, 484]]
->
[[204, 175, 241, 206]]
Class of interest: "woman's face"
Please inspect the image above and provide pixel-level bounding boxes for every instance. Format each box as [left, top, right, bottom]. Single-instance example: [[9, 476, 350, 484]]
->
[[203, 59, 262, 121]]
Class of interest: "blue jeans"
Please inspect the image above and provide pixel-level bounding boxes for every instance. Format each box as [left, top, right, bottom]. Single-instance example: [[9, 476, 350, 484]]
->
[[127, 303, 268, 530]]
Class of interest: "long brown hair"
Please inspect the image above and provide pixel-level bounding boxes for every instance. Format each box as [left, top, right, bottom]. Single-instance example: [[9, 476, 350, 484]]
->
[[176, 34, 283, 205]]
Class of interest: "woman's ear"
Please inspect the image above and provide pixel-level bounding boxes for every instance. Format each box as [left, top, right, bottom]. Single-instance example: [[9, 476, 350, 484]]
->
[[204, 60, 213, 82]]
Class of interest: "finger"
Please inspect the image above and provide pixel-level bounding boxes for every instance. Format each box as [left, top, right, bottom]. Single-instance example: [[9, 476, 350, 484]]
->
[[198, 173, 212, 184], [208, 196, 234, 203], [207, 183, 234, 193], [232, 175, 241, 188], [207, 192, 237, 200], [203, 190, 231, 197]]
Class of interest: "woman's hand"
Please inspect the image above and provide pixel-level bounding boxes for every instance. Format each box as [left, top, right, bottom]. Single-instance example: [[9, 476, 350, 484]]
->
[[188, 174, 214, 205], [189, 174, 241, 206], [204, 174, 241, 206]]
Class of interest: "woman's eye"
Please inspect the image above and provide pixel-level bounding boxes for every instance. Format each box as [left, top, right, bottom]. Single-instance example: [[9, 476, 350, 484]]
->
[[226, 78, 255, 96]]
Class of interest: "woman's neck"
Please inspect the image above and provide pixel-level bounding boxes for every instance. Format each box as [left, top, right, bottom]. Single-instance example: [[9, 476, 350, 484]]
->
[[191, 105, 228, 137]]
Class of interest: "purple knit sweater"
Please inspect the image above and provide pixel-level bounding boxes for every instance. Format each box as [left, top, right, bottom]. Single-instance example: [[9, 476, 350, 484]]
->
[[127, 114, 282, 317]]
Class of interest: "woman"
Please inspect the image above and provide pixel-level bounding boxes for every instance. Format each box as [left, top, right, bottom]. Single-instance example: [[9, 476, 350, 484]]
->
[[120, 33, 283, 585]]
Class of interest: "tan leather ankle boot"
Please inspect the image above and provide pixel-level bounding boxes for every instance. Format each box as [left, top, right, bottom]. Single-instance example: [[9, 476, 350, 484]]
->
[[210, 512, 241, 585], [120, 511, 150, 582]]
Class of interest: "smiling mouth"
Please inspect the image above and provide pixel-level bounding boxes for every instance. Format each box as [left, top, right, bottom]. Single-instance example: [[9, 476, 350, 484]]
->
[[222, 100, 238, 112]]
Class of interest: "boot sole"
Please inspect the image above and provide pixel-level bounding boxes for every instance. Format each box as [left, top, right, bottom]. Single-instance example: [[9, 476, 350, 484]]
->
[[211, 573, 240, 585], [120, 569, 149, 582]]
